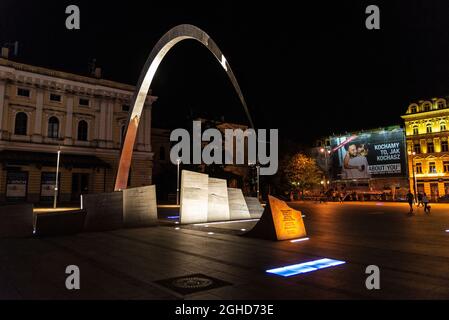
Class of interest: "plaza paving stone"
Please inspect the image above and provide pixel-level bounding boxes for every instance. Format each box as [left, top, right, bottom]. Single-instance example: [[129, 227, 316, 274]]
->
[[1, 201, 449, 299]]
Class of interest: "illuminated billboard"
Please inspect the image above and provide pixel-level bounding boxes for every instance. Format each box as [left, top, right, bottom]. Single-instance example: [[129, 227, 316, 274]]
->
[[330, 127, 407, 180]]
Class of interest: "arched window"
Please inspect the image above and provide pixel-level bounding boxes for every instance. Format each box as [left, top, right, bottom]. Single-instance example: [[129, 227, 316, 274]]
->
[[441, 122, 447, 132], [437, 99, 447, 109], [14, 112, 28, 135], [77, 120, 88, 141], [409, 104, 418, 114], [426, 123, 432, 134], [423, 102, 432, 112], [413, 126, 419, 135], [48, 116, 59, 138]]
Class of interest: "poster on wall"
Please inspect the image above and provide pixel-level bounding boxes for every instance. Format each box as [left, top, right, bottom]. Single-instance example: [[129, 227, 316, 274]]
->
[[330, 127, 407, 181], [6, 171, 28, 201], [40, 172, 57, 201]]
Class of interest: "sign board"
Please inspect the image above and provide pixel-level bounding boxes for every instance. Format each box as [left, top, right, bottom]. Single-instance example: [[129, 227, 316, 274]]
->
[[331, 127, 406, 180]]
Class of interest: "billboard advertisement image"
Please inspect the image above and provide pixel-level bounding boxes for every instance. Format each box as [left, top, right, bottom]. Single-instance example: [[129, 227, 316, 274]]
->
[[330, 127, 407, 181]]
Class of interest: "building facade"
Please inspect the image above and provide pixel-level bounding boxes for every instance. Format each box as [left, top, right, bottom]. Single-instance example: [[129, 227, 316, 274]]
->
[[402, 97, 449, 201], [0, 52, 156, 205]]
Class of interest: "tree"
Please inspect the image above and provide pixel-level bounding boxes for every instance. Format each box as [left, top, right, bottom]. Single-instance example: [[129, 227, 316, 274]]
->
[[283, 153, 322, 193]]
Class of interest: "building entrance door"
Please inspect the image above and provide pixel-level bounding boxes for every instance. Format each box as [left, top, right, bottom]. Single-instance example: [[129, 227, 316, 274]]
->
[[72, 173, 89, 201], [430, 183, 439, 202]]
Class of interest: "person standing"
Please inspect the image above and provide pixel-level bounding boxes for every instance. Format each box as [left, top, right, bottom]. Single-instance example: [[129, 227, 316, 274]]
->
[[406, 190, 414, 214], [422, 193, 430, 214]]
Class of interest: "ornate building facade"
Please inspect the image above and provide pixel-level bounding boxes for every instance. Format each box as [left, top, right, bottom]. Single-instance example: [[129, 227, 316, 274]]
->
[[0, 50, 156, 204], [402, 97, 449, 201]]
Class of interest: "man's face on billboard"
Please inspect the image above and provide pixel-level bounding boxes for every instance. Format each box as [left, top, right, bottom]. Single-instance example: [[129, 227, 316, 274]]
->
[[348, 144, 357, 157]]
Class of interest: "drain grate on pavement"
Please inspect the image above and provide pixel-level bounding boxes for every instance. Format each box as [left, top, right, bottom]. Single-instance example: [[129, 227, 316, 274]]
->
[[155, 273, 232, 295]]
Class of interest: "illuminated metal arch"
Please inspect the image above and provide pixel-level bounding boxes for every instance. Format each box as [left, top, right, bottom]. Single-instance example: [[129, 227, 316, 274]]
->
[[114, 24, 254, 191]]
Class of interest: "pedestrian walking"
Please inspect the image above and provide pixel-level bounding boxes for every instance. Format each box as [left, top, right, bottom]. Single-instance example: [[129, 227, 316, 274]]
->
[[422, 193, 430, 214], [417, 192, 423, 207], [406, 190, 414, 214]]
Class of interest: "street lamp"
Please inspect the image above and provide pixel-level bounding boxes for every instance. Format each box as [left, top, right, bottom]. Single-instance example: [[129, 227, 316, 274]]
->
[[53, 147, 61, 209], [408, 151, 417, 200], [176, 158, 181, 205], [256, 163, 260, 200], [320, 147, 331, 190]]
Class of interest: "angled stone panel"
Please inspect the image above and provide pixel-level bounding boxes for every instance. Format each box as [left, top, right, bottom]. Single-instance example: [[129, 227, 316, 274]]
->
[[123, 185, 158, 228], [227, 188, 251, 220], [180, 170, 209, 224], [245, 196, 264, 218], [207, 177, 230, 222], [83, 191, 123, 231]]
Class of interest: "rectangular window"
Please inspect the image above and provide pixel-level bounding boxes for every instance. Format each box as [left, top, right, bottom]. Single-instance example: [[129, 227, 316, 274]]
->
[[413, 127, 419, 135], [17, 88, 30, 97], [444, 161, 449, 173], [429, 162, 437, 173], [414, 144, 421, 154], [427, 142, 435, 153], [415, 163, 423, 174], [442, 141, 449, 152], [50, 93, 61, 102], [79, 98, 90, 106]]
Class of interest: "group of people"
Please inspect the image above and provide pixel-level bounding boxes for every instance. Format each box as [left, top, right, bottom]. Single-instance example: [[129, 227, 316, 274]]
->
[[406, 191, 431, 214], [318, 190, 347, 203]]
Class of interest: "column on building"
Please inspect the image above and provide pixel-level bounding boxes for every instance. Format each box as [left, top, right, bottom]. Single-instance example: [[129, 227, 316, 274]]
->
[[64, 95, 74, 145], [99, 99, 107, 148], [0, 80, 5, 140], [106, 100, 114, 149], [93, 98, 100, 147], [32, 88, 44, 143]]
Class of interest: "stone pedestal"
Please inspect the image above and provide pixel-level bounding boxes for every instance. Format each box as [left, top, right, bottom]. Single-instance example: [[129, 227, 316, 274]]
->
[[36, 210, 86, 236]]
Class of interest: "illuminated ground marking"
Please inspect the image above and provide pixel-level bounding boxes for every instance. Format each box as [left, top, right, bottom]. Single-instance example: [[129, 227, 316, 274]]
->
[[266, 258, 346, 277]]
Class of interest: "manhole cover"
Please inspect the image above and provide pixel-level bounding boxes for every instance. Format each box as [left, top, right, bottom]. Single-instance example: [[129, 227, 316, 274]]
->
[[155, 273, 231, 295]]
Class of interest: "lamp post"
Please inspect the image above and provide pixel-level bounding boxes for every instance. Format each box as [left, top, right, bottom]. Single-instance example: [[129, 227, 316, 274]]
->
[[320, 147, 331, 190], [176, 158, 181, 205], [53, 147, 61, 209], [256, 163, 260, 200]]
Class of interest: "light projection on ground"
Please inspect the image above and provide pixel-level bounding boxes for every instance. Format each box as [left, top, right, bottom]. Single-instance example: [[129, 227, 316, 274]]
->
[[266, 258, 346, 277], [115, 24, 254, 191]]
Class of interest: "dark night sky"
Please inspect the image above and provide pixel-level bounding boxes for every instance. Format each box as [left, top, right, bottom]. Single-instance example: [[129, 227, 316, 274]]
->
[[2, 1, 449, 146]]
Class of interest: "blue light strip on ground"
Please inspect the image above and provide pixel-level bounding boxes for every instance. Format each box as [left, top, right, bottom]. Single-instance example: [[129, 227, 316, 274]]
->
[[266, 258, 346, 277], [167, 216, 180, 219]]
